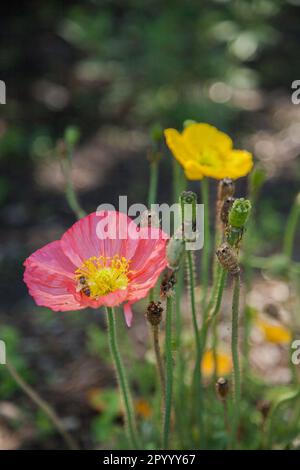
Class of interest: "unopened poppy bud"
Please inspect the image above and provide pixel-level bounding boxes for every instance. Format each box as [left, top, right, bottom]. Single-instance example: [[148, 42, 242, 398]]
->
[[218, 178, 235, 201], [166, 236, 185, 271], [216, 377, 229, 400], [64, 126, 80, 148], [216, 242, 240, 276], [140, 210, 160, 228], [146, 301, 163, 326], [228, 198, 252, 229], [179, 191, 197, 235], [296, 192, 300, 206], [160, 270, 176, 298]]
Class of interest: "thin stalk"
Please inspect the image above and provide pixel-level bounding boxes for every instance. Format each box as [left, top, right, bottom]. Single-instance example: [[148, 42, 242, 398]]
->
[[203, 266, 227, 342], [163, 296, 174, 449], [231, 274, 241, 448], [200, 178, 210, 309], [61, 148, 86, 220], [150, 324, 166, 407], [106, 307, 139, 449], [186, 250, 204, 445], [6, 359, 79, 450], [148, 160, 159, 207], [283, 197, 300, 260]]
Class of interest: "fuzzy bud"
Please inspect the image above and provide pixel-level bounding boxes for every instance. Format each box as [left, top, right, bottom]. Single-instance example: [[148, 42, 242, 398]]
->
[[228, 198, 252, 229], [215, 377, 229, 400], [218, 178, 235, 201], [64, 126, 80, 148], [166, 236, 185, 271], [160, 270, 176, 298], [146, 301, 163, 326], [220, 197, 235, 226]]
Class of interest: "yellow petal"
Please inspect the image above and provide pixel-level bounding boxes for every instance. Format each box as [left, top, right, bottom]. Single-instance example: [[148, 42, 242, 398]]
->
[[256, 319, 292, 344], [164, 128, 195, 166], [201, 350, 232, 377], [182, 123, 232, 155], [224, 149, 253, 179], [183, 160, 204, 180]]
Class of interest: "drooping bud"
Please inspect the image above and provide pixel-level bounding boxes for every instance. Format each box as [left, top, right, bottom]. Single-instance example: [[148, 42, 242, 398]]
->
[[215, 377, 229, 401], [179, 191, 197, 235], [228, 198, 252, 229], [220, 197, 235, 226], [216, 242, 240, 276], [218, 178, 235, 201], [160, 270, 176, 298], [146, 301, 163, 326], [166, 236, 185, 271]]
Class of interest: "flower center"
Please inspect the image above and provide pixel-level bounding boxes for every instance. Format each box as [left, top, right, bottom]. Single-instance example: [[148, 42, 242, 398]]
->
[[75, 255, 130, 299]]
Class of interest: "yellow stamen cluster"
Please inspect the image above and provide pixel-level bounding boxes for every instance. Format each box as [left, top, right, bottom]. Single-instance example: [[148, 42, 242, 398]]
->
[[75, 254, 130, 299]]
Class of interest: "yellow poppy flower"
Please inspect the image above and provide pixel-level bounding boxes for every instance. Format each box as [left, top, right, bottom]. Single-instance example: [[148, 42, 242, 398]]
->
[[201, 350, 232, 377], [164, 123, 253, 180], [135, 399, 152, 419], [256, 318, 292, 344]]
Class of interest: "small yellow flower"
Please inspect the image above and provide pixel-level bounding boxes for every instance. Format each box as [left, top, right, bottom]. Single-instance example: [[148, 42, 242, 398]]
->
[[135, 399, 152, 419], [256, 318, 292, 344], [201, 350, 232, 377], [164, 122, 253, 180]]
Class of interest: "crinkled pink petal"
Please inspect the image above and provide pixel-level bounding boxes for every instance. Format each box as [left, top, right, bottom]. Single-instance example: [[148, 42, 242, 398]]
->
[[60, 211, 140, 267], [123, 303, 133, 327], [23, 241, 84, 312]]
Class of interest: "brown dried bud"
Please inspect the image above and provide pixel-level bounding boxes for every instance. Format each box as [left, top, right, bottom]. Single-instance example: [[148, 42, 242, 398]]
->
[[220, 197, 235, 226], [215, 377, 229, 400], [160, 270, 176, 298], [146, 301, 163, 326], [216, 242, 240, 276], [218, 178, 235, 201]]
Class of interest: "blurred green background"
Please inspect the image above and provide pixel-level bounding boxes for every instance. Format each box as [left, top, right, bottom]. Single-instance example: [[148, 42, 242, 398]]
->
[[0, 0, 300, 449]]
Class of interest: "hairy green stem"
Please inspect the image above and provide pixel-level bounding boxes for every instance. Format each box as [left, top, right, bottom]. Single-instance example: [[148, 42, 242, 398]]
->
[[6, 359, 79, 450], [200, 178, 210, 309], [151, 324, 166, 409], [61, 151, 86, 220], [186, 250, 204, 444], [148, 160, 159, 207], [283, 197, 300, 260], [231, 274, 241, 447], [163, 296, 174, 449], [106, 307, 139, 449]]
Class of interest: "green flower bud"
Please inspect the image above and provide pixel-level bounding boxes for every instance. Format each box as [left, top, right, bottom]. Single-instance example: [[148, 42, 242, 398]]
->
[[228, 198, 251, 229], [166, 236, 185, 271], [150, 124, 163, 143], [64, 126, 80, 148]]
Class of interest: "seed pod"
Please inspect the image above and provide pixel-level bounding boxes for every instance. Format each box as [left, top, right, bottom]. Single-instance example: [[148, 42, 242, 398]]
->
[[220, 197, 235, 226], [166, 236, 185, 271], [140, 210, 160, 228], [216, 377, 229, 400], [146, 301, 163, 326], [216, 242, 240, 276], [160, 270, 176, 298], [228, 198, 251, 229], [218, 178, 235, 201]]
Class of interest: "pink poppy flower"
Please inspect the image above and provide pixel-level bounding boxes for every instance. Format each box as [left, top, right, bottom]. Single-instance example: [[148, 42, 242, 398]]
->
[[24, 211, 168, 326]]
